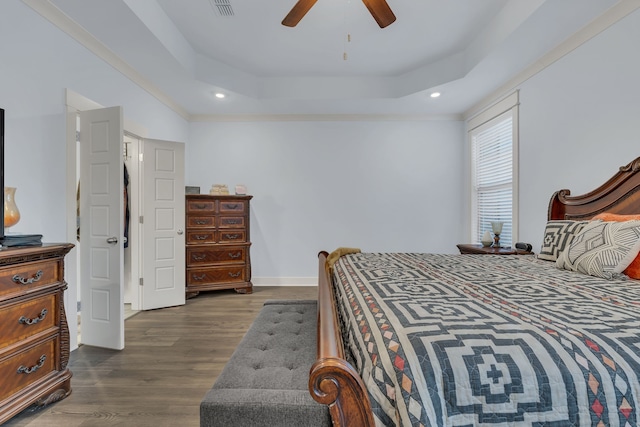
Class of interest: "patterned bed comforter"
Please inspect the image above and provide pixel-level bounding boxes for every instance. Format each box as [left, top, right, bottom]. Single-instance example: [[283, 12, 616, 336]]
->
[[331, 253, 640, 427]]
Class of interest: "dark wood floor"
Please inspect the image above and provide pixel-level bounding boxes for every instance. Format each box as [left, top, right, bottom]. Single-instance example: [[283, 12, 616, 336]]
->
[[4, 286, 318, 427]]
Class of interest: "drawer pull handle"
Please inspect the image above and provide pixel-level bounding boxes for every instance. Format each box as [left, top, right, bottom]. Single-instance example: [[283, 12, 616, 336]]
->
[[229, 252, 241, 259], [194, 203, 208, 209], [19, 308, 48, 325], [13, 270, 43, 285], [224, 204, 240, 210], [225, 218, 242, 224], [17, 355, 46, 374], [192, 274, 206, 281], [224, 234, 240, 240], [228, 272, 241, 278], [195, 219, 208, 225], [192, 254, 206, 261], [194, 235, 209, 240]]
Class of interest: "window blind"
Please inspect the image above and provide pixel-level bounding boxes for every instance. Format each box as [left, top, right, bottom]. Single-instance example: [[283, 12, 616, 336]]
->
[[471, 112, 513, 246]]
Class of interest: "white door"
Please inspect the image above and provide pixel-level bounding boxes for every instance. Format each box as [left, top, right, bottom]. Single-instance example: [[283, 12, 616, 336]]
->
[[79, 107, 125, 350], [140, 139, 186, 310]]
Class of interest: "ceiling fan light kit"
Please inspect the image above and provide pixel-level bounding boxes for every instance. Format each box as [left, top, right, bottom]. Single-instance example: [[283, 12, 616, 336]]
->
[[282, 0, 396, 28]]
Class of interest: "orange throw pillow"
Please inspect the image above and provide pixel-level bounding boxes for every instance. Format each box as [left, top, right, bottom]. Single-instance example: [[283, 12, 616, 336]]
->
[[593, 212, 640, 279]]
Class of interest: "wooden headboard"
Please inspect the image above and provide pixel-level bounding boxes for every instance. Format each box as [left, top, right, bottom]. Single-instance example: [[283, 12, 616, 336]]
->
[[548, 156, 640, 221]]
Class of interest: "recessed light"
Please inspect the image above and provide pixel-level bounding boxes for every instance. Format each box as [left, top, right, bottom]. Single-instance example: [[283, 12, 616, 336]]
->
[[214, 93, 225, 99], [430, 92, 441, 98]]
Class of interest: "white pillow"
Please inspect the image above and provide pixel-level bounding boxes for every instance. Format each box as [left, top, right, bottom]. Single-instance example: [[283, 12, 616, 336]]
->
[[556, 220, 640, 279]]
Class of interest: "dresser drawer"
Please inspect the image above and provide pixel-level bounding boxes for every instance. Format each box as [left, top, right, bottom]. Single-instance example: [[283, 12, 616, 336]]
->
[[218, 230, 247, 243], [219, 200, 247, 214], [186, 231, 216, 244], [0, 260, 60, 300], [187, 199, 216, 213], [187, 216, 215, 228], [0, 337, 56, 402], [187, 266, 246, 285], [187, 246, 246, 266], [0, 294, 57, 348], [218, 216, 245, 228]]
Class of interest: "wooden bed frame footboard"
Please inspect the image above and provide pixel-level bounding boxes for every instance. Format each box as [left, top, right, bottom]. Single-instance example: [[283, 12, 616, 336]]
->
[[308, 251, 375, 427]]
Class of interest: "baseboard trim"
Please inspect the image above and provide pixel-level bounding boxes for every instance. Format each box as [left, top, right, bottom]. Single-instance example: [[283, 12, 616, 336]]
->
[[252, 277, 317, 287]]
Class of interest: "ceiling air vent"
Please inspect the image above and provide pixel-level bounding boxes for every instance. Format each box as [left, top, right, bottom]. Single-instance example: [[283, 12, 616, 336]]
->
[[210, 0, 234, 17]]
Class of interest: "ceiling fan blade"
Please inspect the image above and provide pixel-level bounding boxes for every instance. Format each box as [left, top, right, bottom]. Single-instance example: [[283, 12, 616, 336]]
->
[[361, 0, 396, 28], [282, 0, 318, 27]]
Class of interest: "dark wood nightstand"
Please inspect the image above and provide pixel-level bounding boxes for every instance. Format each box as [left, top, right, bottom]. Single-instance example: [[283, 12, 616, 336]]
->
[[457, 244, 533, 255]]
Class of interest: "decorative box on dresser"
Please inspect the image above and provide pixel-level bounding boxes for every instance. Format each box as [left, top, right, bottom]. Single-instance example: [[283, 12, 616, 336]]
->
[[186, 195, 253, 297], [0, 243, 74, 424]]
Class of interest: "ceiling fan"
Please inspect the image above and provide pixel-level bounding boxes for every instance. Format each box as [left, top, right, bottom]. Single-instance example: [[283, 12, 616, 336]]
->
[[282, 0, 396, 28]]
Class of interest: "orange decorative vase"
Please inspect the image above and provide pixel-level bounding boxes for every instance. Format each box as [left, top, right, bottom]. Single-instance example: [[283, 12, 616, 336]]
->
[[4, 187, 20, 228]]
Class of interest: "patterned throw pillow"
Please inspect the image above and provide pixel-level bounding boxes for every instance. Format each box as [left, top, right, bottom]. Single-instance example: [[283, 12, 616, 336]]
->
[[556, 220, 640, 279], [593, 213, 640, 279], [538, 220, 588, 261]]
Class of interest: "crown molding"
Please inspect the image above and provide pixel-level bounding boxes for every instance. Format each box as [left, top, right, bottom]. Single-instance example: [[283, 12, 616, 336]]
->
[[24, 0, 636, 125], [464, 0, 640, 122], [190, 113, 463, 122], [20, 0, 462, 124], [21, 0, 191, 121]]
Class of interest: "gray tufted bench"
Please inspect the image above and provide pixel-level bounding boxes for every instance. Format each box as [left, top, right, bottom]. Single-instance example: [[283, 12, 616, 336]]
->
[[200, 299, 331, 427]]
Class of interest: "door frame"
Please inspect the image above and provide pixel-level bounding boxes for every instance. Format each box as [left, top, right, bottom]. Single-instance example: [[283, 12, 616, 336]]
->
[[65, 89, 148, 351]]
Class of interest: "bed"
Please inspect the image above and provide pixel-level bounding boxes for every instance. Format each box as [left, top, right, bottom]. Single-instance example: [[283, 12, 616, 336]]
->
[[309, 156, 640, 426]]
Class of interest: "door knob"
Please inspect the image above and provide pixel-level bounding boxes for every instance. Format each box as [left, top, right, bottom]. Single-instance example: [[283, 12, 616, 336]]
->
[[177, 229, 184, 235], [106, 237, 118, 244]]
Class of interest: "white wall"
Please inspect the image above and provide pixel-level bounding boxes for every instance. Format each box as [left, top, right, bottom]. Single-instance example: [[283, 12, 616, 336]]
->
[[188, 119, 464, 282], [515, 9, 640, 252]]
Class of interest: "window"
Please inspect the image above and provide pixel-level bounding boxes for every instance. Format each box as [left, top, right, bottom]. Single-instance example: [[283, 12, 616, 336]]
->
[[468, 92, 518, 247]]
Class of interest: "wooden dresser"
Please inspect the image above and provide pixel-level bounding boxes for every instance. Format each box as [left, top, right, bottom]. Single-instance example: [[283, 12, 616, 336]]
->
[[185, 195, 253, 297], [0, 243, 74, 424]]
